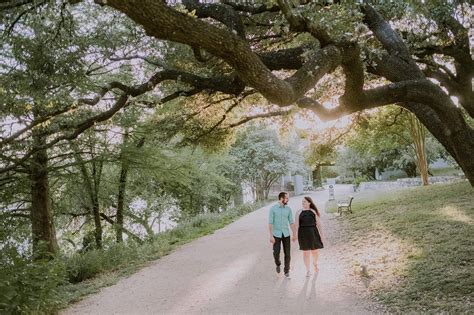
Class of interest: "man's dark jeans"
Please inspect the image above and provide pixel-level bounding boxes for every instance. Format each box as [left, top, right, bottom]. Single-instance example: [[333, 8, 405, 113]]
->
[[273, 235, 291, 273]]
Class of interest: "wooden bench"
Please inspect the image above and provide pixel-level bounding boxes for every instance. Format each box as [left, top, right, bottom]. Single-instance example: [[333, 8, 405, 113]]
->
[[337, 196, 354, 215]]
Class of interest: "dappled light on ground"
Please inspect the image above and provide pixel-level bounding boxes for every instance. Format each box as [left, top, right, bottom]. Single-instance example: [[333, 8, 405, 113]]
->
[[334, 182, 473, 313], [439, 205, 473, 224], [168, 253, 258, 314], [345, 226, 420, 291]]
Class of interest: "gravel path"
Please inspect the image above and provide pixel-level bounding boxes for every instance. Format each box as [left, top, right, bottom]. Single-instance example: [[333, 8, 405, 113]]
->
[[64, 188, 382, 314]]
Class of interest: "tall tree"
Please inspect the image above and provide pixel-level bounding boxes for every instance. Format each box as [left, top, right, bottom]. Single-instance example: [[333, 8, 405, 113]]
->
[[230, 126, 304, 201]]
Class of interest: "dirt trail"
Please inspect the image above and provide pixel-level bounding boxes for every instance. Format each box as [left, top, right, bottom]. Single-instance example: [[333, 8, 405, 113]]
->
[[65, 188, 382, 314]]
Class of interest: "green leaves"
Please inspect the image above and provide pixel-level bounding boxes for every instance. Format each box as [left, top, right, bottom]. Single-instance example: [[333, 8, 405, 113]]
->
[[0, 249, 66, 314], [229, 125, 306, 200]]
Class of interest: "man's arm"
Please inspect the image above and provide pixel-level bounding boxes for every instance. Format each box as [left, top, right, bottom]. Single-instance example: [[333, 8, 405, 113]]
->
[[289, 208, 296, 240], [268, 224, 275, 244], [268, 208, 275, 244], [290, 223, 296, 240]]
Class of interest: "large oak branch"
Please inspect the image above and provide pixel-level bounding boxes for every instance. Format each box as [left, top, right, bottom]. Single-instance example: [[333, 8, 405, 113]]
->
[[101, 0, 341, 106]]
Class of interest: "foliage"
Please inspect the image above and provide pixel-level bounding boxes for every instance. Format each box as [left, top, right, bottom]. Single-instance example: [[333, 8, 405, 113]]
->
[[229, 125, 305, 200], [336, 106, 448, 179], [320, 166, 338, 179], [0, 246, 66, 314]]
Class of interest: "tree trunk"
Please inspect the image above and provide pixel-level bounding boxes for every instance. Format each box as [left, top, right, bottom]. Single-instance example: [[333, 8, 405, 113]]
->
[[72, 143, 103, 249], [233, 184, 244, 206], [116, 164, 128, 243], [313, 166, 322, 187], [30, 132, 58, 259], [91, 159, 103, 249], [255, 180, 265, 201], [91, 199, 102, 249], [116, 135, 144, 242], [407, 112, 429, 185], [403, 162, 418, 178], [403, 102, 474, 186]]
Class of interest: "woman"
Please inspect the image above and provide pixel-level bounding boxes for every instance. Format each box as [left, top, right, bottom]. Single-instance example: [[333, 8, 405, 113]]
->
[[294, 196, 324, 276]]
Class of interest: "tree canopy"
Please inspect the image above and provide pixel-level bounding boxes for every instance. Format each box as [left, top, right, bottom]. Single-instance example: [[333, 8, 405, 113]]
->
[[1, 0, 473, 183]]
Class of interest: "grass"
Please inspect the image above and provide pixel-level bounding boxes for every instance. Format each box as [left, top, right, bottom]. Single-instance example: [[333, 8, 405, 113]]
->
[[326, 182, 473, 313], [56, 201, 270, 311], [430, 167, 460, 176]]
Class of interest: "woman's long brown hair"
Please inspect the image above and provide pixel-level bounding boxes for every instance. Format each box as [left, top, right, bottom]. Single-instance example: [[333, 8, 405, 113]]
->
[[304, 196, 320, 217]]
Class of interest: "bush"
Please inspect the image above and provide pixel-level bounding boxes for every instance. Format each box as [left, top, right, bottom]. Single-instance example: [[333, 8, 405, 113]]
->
[[188, 213, 218, 228], [64, 243, 142, 284], [65, 250, 107, 284], [354, 175, 368, 188], [168, 225, 188, 239], [0, 252, 66, 314], [233, 204, 254, 216], [321, 166, 339, 179]]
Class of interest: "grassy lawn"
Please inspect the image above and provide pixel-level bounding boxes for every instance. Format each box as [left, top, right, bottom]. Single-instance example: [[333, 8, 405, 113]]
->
[[430, 167, 460, 176], [326, 182, 473, 313]]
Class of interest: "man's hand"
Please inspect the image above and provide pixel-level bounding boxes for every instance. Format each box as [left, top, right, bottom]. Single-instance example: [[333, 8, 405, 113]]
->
[[292, 235, 297, 242], [270, 236, 275, 244]]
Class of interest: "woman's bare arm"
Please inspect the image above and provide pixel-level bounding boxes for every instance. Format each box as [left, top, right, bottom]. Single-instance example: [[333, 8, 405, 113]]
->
[[294, 210, 300, 240]]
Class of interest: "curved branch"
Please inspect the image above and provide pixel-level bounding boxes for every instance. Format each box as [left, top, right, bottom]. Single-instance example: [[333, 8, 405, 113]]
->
[[109, 55, 164, 67], [220, 1, 280, 15], [257, 45, 309, 70], [0, 94, 130, 174], [182, 0, 246, 39], [101, 0, 341, 106], [422, 68, 462, 97], [0, 105, 73, 147], [276, 0, 332, 46], [1, 65, 247, 156], [4, 0, 47, 34], [339, 42, 365, 105], [296, 97, 350, 121], [0, 0, 33, 10], [362, 4, 423, 79], [298, 79, 467, 124], [226, 110, 290, 129]]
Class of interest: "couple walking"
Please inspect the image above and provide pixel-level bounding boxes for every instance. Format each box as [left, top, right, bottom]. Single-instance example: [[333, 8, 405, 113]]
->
[[268, 192, 324, 278]]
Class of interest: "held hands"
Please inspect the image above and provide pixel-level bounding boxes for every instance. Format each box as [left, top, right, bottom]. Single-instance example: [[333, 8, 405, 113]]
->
[[270, 236, 275, 244], [292, 234, 297, 242]]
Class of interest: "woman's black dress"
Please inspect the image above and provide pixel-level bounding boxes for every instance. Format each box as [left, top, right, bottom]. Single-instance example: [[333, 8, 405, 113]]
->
[[298, 210, 324, 250]]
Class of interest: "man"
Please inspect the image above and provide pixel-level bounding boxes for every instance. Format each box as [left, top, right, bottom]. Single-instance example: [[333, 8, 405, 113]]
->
[[268, 191, 296, 278]]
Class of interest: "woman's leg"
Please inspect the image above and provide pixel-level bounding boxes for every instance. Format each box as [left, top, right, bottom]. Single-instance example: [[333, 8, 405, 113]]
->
[[311, 249, 319, 272], [303, 250, 310, 272]]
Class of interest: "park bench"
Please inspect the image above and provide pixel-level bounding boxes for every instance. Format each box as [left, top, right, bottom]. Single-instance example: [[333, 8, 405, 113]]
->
[[337, 196, 354, 215]]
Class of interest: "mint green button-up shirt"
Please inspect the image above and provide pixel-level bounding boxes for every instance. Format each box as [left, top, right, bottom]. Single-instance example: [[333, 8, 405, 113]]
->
[[268, 203, 294, 237]]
